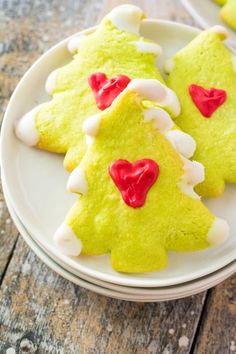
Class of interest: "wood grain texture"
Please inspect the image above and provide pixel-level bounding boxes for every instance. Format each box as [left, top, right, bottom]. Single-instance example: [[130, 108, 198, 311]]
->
[[193, 274, 236, 354], [0, 183, 18, 283], [0, 0, 103, 278], [0, 238, 206, 354], [0, 0, 235, 353]]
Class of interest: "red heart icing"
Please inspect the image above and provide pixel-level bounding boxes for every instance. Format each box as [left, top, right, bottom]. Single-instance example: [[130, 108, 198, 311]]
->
[[88, 72, 131, 110], [109, 159, 160, 208], [189, 84, 227, 118]]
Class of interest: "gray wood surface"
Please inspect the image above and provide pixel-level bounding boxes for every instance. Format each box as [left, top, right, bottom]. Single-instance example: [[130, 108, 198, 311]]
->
[[0, 1, 235, 353]]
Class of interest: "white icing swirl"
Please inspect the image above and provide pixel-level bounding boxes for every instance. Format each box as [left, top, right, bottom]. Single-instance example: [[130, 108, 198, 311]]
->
[[107, 5, 144, 35], [143, 107, 173, 133], [131, 40, 162, 55], [166, 130, 196, 158], [85, 135, 95, 146], [67, 34, 86, 54], [207, 218, 229, 246], [178, 157, 204, 199], [181, 158, 205, 186], [15, 104, 43, 146], [45, 69, 58, 95], [67, 166, 87, 194], [54, 224, 82, 256], [128, 79, 181, 117], [209, 25, 229, 40], [82, 113, 102, 137], [177, 181, 200, 199], [164, 58, 174, 74]]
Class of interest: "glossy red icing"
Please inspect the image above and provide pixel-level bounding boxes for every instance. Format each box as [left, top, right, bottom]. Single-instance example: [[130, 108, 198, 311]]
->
[[88, 72, 131, 110], [189, 84, 227, 118], [109, 159, 159, 208]]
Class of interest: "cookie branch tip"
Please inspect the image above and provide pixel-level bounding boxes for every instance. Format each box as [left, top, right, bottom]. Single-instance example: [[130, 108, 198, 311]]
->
[[164, 58, 174, 74], [209, 25, 229, 40], [143, 107, 174, 133], [181, 158, 205, 186], [67, 34, 86, 54], [15, 105, 41, 146], [166, 130, 196, 159], [128, 79, 181, 117], [107, 5, 145, 35], [54, 224, 82, 256], [67, 166, 87, 194], [131, 40, 162, 56], [82, 113, 102, 137], [207, 218, 229, 246], [45, 69, 58, 95]]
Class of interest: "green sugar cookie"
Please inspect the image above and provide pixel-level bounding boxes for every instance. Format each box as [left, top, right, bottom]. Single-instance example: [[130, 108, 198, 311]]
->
[[166, 26, 236, 197], [221, 0, 236, 30], [54, 79, 228, 273], [16, 5, 166, 172]]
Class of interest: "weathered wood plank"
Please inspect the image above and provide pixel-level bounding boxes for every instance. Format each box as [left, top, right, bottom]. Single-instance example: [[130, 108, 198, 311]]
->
[[0, 0, 103, 284], [0, 1, 234, 354], [0, 183, 18, 283], [193, 274, 236, 354], [0, 237, 207, 354]]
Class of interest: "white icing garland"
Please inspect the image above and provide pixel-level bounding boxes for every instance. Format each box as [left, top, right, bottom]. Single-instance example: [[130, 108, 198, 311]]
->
[[67, 166, 88, 194], [67, 34, 86, 54], [15, 104, 44, 146], [45, 69, 58, 95], [54, 224, 82, 256], [131, 39, 162, 56], [128, 79, 181, 117], [107, 5, 144, 35], [207, 218, 229, 246], [209, 25, 229, 40]]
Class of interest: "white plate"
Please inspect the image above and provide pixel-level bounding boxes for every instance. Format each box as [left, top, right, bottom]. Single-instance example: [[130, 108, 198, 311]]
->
[[4, 181, 236, 301], [1, 20, 236, 288], [181, 0, 236, 49]]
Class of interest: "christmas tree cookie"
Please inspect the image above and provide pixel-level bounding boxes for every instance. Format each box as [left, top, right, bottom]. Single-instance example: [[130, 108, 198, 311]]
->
[[166, 26, 236, 197], [54, 79, 229, 273], [15, 5, 166, 172], [221, 0, 236, 30]]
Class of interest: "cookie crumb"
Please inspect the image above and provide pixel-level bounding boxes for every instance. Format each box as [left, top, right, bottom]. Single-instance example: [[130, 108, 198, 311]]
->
[[182, 323, 187, 329], [190, 311, 195, 315], [169, 328, 175, 335]]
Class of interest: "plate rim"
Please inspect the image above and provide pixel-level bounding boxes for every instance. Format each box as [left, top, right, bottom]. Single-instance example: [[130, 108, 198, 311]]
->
[[4, 180, 236, 301], [1, 19, 236, 288], [181, 0, 236, 50]]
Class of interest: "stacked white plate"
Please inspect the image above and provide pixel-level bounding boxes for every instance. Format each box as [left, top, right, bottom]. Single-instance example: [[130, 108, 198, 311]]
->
[[1, 19, 236, 302], [181, 0, 236, 48]]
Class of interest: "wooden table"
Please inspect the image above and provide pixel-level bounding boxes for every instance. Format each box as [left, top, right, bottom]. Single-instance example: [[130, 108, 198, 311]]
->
[[0, 1, 235, 353]]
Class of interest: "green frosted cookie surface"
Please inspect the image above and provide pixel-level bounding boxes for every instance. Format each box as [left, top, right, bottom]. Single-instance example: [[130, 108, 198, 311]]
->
[[221, 0, 236, 30], [62, 86, 216, 273], [167, 29, 236, 197], [34, 10, 163, 171]]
